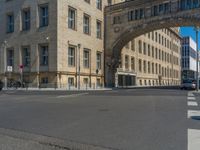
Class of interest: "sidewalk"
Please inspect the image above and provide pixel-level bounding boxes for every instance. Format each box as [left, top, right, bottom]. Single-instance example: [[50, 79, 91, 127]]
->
[[3, 87, 112, 91]]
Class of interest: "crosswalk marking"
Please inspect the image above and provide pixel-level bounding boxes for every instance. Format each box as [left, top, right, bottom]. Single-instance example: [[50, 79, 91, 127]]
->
[[188, 93, 195, 97], [188, 101, 198, 106], [188, 97, 196, 100], [188, 110, 200, 119], [188, 129, 200, 150]]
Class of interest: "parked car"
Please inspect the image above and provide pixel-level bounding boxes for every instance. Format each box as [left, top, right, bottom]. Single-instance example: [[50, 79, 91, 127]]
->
[[180, 79, 196, 90], [0, 80, 3, 91]]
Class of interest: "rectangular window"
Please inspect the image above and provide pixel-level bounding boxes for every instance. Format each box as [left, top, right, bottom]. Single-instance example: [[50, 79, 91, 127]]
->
[[143, 42, 146, 55], [68, 7, 76, 30], [96, 0, 102, 10], [83, 14, 90, 35], [22, 9, 30, 30], [23, 47, 30, 67], [7, 13, 14, 33], [83, 49, 90, 68], [7, 49, 14, 66], [96, 20, 102, 39], [125, 55, 129, 70], [96, 52, 101, 69], [68, 77, 74, 86], [139, 59, 142, 72], [40, 45, 48, 66], [68, 46, 75, 66], [39, 5, 48, 27], [131, 57, 135, 71]]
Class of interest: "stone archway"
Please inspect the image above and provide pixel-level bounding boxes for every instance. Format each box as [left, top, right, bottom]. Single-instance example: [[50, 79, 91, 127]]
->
[[104, 0, 200, 87]]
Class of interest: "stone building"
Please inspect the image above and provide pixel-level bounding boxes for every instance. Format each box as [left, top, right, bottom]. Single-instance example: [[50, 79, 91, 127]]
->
[[116, 28, 182, 87], [0, 0, 106, 88], [111, 0, 182, 87]]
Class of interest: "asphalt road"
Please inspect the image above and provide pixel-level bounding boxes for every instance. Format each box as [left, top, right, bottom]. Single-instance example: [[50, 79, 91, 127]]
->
[[0, 89, 199, 150]]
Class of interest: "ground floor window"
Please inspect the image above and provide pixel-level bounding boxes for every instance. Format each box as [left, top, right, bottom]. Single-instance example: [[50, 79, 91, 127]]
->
[[68, 77, 74, 86]]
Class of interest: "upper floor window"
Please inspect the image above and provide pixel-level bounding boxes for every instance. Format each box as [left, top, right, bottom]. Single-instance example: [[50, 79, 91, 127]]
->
[[96, 20, 102, 39], [96, 0, 102, 10], [22, 47, 30, 67], [40, 45, 48, 66], [39, 5, 49, 27], [7, 49, 14, 66], [68, 7, 76, 30], [83, 14, 90, 35], [83, 49, 90, 68], [125, 55, 129, 70], [68, 46, 76, 67], [6, 13, 14, 33], [22, 9, 30, 31], [96, 52, 102, 70]]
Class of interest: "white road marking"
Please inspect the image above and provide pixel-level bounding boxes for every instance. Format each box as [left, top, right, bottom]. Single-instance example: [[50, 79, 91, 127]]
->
[[188, 101, 198, 106], [188, 110, 200, 119], [188, 97, 196, 100], [188, 92, 195, 97], [188, 129, 200, 150], [57, 93, 88, 98]]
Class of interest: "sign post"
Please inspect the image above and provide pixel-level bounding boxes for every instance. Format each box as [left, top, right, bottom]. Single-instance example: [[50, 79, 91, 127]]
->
[[19, 65, 24, 87]]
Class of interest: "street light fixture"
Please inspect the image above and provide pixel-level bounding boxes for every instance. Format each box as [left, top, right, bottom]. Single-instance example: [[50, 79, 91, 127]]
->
[[77, 43, 81, 90], [194, 26, 199, 91]]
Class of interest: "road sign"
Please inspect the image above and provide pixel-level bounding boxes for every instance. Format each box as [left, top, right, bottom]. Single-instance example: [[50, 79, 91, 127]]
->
[[7, 66, 13, 72]]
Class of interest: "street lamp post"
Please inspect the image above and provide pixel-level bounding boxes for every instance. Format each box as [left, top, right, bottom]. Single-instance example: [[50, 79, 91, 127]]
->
[[194, 26, 199, 91], [77, 44, 81, 90]]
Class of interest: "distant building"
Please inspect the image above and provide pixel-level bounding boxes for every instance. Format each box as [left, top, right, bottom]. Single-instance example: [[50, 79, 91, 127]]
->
[[181, 36, 197, 80]]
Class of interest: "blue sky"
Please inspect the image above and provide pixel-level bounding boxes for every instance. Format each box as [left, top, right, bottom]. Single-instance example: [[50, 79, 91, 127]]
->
[[180, 27, 199, 48]]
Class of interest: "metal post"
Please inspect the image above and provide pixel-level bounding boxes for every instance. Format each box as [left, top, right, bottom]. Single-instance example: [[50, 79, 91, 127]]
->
[[78, 44, 81, 90], [195, 26, 199, 91], [3, 41, 7, 89]]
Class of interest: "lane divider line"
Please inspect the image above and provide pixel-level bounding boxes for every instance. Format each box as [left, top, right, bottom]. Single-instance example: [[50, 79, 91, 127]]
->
[[57, 93, 88, 98]]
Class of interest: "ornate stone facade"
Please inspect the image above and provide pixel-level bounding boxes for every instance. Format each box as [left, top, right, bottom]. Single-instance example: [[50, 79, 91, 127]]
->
[[105, 0, 200, 86]]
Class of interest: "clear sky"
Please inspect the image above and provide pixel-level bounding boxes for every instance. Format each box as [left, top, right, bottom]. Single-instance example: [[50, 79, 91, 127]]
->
[[180, 27, 200, 48]]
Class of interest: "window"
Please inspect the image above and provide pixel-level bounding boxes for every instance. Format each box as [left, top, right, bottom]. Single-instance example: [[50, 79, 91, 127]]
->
[[83, 14, 90, 35], [148, 61, 151, 74], [131, 57, 135, 71], [148, 44, 151, 56], [83, 49, 90, 68], [68, 77, 74, 86], [68, 7, 76, 30], [7, 49, 14, 66], [96, 0, 102, 10], [41, 77, 48, 84], [125, 55, 129, 70], [39, 5, 48, 27], [7, 13, 14, 33], [40, 45, 48, 66], [131, 40, 135, 51], [23, 47, 30, 67], [143, 60, 146, 73], [68, 46, 75, 66], [83, 78, 89, 85], [22, 9, 30, 30], [139, 40, 142, 53], [143, 42, 146, 55], [139, 59, 142, 72], [96, 52, 101, 69], [96, 20, 102, 39]]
